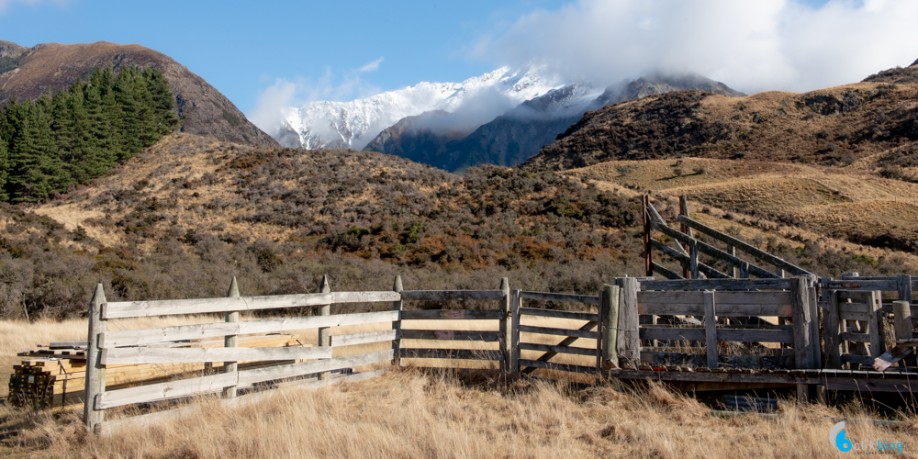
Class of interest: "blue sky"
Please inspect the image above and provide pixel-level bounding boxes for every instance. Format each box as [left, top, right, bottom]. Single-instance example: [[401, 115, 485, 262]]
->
[[2, 0, 917, 130], [0, 0, 566, 112]]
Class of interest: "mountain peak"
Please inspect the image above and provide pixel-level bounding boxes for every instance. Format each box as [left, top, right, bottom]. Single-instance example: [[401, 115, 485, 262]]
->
[[277, 66, 565, 150], [0, 41, 276, 147]]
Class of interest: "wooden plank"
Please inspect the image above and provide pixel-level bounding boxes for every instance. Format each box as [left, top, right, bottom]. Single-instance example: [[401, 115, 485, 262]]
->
[[717, 327, 794, 343], [392, 276, 403, 367], [519, 342, 597, 357], [317, 275, 332, 381], [898, 274, 914, 302], [704, 291, 718, 368], [99, 311, 400, 348], [103, 291, 401, 319], [399, 309, 503, 320], [519, 291, 600, 306], [101, 346, 332, 365], [398, 330, 502, 342], [867, 291, 884, 358], [618, 277, 641, 364], [650, 239, 729, 279], [640, 326, 705, 342], [84, 283, 106, 431], [520, 320, 599, 376], [653, 223, 778, 279], [518, 325, 600, 339], [601, 285, 619, 368], [399, 348, 503, 361], [840, 331, 871, 343], [518, 359, 598, 375], [650, 261, 683, 280], [639, 278, 794, 291], [499, 278, 510, 374], [96, 372, 236, 409], [237, 351, 393, 387], [638, 302, 703, 316], [519, 307, 597, 322], [399, 290, 504, 301], [823, 280, 897, 291], [678, 215, 812, 276], [223, 277, 240, 398], [331, 330, 397, 347], [825, 290, 842, 368], [842, 354, 875, 367], [791, 277, 815, 369], [510, 289, 521, 375], [893, 300, 913, 341]]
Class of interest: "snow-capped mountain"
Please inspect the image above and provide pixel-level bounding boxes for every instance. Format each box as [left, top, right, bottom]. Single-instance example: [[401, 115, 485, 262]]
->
[[277, 66, 565, 149]]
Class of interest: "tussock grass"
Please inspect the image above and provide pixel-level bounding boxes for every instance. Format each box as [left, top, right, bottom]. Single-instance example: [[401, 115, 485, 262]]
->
[[2, 319, 918, 458]]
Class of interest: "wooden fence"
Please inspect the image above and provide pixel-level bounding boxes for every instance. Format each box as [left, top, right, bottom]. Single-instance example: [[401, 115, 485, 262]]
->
[[642, 195, 813, 280], [83, 271, 917, 433]]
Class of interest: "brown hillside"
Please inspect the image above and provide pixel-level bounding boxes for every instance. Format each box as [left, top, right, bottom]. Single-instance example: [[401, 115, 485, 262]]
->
[[568, 158, 918, 270], [0, 41, 276, 147], [528, 62, 918, 170]]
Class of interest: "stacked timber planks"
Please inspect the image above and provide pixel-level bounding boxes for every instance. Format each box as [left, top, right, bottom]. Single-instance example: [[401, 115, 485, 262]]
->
[[9, 334, 304, 410]]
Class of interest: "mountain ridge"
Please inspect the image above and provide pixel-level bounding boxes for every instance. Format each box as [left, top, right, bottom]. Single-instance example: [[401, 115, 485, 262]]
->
[[0, 41, 276, 147]]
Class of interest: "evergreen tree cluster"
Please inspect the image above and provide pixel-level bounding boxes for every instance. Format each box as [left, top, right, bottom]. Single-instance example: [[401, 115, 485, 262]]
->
[[0, 65, 179, 203]]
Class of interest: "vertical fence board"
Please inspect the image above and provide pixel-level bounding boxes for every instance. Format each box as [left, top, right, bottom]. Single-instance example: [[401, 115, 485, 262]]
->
[[510, 289, 521, 376], [868, 291, 883, 358], [222, 277, 240, 399], [601, 285, 619, 369], [825, 289, 841, 368], [392, 275, 403, 367], [499, 278, 510, 374], [617, 278, 640, 366], [317, 275, 331, 381], [704, 291, 718, 368], [84, 283, 107, 432]]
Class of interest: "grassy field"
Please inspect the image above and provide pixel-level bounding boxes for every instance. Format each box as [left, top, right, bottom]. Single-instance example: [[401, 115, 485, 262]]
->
[[2, 319, 918, 458]]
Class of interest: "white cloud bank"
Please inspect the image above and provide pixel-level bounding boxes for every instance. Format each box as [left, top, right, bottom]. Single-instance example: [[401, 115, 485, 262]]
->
[[473, 0, 918, 93]]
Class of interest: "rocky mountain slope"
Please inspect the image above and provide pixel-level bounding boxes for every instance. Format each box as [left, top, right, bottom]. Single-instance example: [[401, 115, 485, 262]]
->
[[527, 61, 918, 171], [0, 41, 276, 147], [277, 66, 563, 150], [366, 74, 742, 171]]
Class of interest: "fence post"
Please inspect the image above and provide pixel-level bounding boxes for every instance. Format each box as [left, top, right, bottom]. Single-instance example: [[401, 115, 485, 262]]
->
[[689, 240, 699, 280], [222, 277, 241, 398], [893, 300, 913, 342], [897, 274, 914, 304], [703, 291, 718, 368], [807, 277, 822, 368], [601, 284, 620, 370], [317, 274, 331, 381], [791, 276, 813, 401], [824, 287, 841, 368], [499, 278, 511, 374], [643, 195, 653, 277], [392, 275, 403, 367], [510, 289, 521, 376], [617, 277, 640, 368], [868, 291, 885, 358], [84, 283, 107, 432]]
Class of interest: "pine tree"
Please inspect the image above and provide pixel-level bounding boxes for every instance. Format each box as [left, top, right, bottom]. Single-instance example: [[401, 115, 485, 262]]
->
[[6, 98, 69, 202], [0, 132, 8, 201]]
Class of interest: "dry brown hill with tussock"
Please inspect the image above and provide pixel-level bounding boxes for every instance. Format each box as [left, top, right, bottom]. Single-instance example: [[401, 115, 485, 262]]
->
[[0, 41, 276, 147], [527, 61, 918, 170], [566, 157, 918, 272]]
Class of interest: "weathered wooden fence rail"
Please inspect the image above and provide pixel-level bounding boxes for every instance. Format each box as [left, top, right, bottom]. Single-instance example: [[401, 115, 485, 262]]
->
[[83, 270, 917, 434]]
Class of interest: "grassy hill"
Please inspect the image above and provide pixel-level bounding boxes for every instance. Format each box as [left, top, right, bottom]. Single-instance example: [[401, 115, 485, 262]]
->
[[527, 62, 918, 171]]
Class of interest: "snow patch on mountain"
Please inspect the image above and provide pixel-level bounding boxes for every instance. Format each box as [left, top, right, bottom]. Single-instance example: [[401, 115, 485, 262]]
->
[[277, 66, 564, 149]]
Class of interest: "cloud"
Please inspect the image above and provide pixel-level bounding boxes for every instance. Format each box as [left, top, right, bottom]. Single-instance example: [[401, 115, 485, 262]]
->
[[474, 0, 918, 93], [358, 57, 384, 73], [248, 66, 381, 133]]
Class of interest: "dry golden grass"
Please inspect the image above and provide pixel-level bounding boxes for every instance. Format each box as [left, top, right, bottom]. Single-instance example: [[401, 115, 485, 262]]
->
[[2, 318, 918, 457], [570, 158, 918, 272]]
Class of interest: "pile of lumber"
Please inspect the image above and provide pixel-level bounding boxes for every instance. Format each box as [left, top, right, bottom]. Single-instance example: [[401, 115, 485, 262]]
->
[[9, 334, 304, 410]]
